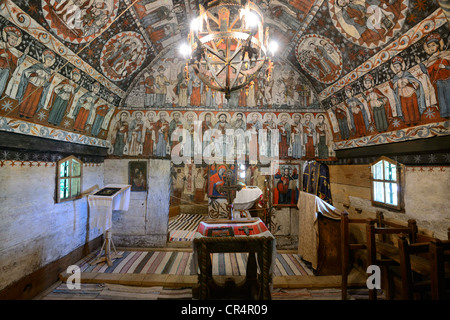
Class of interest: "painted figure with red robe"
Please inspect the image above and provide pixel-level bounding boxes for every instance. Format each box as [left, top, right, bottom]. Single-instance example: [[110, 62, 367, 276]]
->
[[302, 114, 316, 158], [72, 82, 100, 132], [16, 50, 56, 118], [417, 33, 450, 118], [0, 26, 28, 98], [208, 165, 226, 197], [344, 86, 370, 137], [278, 114, 291, 159], [389, 56, 426, 126], [188, 73, 202, 107], [142, 111, 157, 156], [275, 166, 298, 205]]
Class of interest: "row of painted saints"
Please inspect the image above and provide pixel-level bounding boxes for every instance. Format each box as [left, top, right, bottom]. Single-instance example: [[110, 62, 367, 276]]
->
[[0, 25, 115, 137], [108, 111, 333, 161], [137, 59, 316, 109], [328, 32, 449, 141]]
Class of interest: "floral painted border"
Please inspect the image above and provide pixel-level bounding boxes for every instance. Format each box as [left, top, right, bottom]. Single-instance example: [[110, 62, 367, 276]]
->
[[0, 116, 109, 148], [333, 121, 450, 150]]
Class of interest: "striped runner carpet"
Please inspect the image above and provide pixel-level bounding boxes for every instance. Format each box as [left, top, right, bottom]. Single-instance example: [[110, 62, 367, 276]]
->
[[40, 283, 193, 300], [78, 250, 314, 276], [168, 214, 206, 241], [40, 284, 380, 300]]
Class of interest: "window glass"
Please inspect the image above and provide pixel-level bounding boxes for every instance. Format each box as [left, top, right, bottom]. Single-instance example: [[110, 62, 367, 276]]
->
[[60, 161, 69, 177], [57, 156, 83, 203], [371, 157, 401, 210], [72, 159, 81, 176], [60, 178, 69, 199], [384, 161, 396, 181], [372, 160, 383, 180], [373, 181, 385, 203], [384, 182, 398, 206], [71, 178, 81, 197]]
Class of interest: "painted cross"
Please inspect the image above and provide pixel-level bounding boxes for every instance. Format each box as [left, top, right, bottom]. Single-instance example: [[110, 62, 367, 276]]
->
[[216, 169, 243, 219], [238, 226, 253, 236]]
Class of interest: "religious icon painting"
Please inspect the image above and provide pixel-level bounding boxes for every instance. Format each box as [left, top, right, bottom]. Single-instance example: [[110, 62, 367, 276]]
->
[[328, 0, 409, 49], [207, 163, 237, 198], [42, 0, 120, 44], [295, 34, 343, 84], [100, 31, 148, 81], [128, 161, 147, 192], [273, 163, 300, 207]]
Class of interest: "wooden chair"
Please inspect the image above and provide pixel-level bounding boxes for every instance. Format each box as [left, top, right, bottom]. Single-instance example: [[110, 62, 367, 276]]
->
[[341, 211, 366, 300], [397, 235, 432, 299], [430, 238, 450, 300], [398, 233, 450, 300], [366, 218, 418, 300]]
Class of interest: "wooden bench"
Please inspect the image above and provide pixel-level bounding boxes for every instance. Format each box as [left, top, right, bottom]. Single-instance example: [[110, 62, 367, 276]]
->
[[340, 211, 366, 300], [398, 233, 450, 300], [366, 217, 418, 300]]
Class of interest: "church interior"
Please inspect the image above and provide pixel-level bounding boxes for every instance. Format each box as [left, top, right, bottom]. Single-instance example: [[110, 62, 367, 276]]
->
[[0, 0, 449, 302]]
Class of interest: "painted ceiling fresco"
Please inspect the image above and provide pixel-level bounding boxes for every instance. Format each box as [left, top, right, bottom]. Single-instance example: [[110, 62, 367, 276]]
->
[[0, 0, 448, 150], [2, 0, 444, 99]]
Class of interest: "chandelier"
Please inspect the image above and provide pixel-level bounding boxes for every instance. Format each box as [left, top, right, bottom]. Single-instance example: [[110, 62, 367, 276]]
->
[[180, 0, 277, 100]]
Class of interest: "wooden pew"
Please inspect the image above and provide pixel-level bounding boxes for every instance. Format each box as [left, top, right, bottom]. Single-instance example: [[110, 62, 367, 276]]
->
[[340, 211, 366, 300], [398, 234, 450, 300], [366, 218, 418, 300], [430, 238, 450, 299], [397, 235, 432, 299]]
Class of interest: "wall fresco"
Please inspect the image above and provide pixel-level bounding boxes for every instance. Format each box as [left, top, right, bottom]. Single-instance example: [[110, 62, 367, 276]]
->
[[106, 109, 336, 162]]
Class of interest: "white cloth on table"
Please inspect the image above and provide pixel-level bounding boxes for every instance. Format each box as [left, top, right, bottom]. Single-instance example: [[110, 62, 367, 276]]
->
[[88, 184, 131, 230], [297, 191, 341, 270], [232, 186, 263, 211]]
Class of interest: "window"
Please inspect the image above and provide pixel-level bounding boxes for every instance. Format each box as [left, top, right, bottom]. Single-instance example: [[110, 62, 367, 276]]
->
[[370, 156, 403, 211], [56, 155, 83, 203]]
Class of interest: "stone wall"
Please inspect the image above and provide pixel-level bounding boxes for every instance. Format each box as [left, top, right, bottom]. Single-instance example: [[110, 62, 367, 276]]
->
[[0, 162, 104, 292], [104, 159, 171, 247]]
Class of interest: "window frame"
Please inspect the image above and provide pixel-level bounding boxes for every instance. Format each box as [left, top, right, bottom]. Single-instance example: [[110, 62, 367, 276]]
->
[[56, 155, 83, 203], [369, 156, 404, 212]]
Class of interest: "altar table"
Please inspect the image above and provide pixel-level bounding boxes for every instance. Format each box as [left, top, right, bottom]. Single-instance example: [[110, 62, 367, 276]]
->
[[192, 218, 276, 300], [88, 184, 131, 230]]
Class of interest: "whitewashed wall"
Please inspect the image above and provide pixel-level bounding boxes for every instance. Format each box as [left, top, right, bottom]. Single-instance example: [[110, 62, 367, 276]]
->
[[104, 158, 171, 247], [0, 163, 104, 291]]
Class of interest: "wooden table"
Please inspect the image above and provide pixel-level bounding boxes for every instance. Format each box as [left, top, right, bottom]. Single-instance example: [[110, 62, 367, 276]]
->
[[193, 235, 274, 300], [192, 218, 275, 300]]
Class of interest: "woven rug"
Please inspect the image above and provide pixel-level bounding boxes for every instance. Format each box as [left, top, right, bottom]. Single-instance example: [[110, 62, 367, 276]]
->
[[41, 284, 380, 300], [77, 250, 314, 276], [40, 283, 192, 300], [168, 214, 206, 241]]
